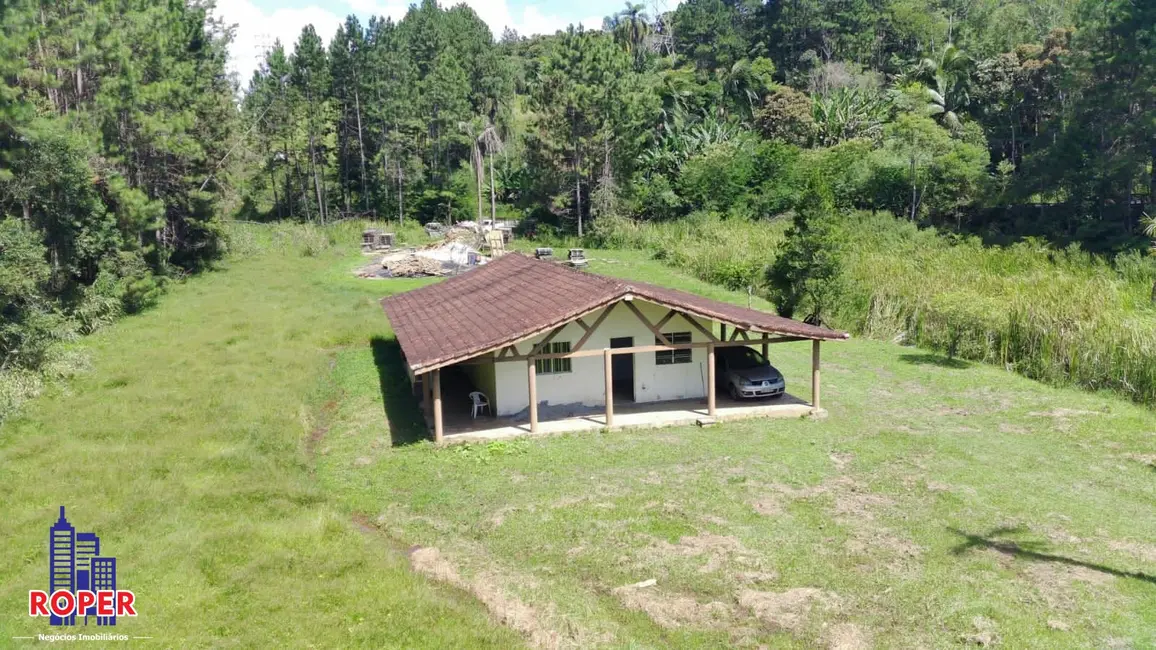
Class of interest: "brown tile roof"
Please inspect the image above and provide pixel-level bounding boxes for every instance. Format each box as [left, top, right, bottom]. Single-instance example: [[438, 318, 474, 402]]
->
[[381, 253, 848, 372]]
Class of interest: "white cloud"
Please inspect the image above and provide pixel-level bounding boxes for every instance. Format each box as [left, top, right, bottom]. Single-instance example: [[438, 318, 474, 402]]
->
[[216, 0, 607, 86], [216, 1, 344, 86]]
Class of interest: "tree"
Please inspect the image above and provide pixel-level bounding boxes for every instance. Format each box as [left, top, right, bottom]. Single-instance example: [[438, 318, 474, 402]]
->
[[291, 26, 333, 223], [869, 114, 989, 223], [909, 43, 974, 132], [1020, 0, 1156, 213], [755, 86, 815, 145], [530, 27, 641, 236], [605, 2, 653, 69], [766, 180, 846, 325]]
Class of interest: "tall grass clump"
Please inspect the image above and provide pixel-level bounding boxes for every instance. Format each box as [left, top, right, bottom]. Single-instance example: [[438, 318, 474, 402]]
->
[[842, 212, 1156, 403], [223, 219, 428, 258], [592, 211, 788, 290], [598, 210, 1156, 406]]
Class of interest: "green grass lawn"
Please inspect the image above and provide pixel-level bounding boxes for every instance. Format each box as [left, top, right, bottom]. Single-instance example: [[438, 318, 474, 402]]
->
[[319, 248, 1156, 648], [3, 232, 1155, 648], [0, 238, 519, 647]]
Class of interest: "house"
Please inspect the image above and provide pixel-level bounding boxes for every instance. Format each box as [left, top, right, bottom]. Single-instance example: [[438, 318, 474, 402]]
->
[[381, 253, 848, 442]]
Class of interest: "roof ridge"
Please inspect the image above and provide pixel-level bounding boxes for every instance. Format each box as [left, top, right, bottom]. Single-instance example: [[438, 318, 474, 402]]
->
[[381, 251, 847, 373]]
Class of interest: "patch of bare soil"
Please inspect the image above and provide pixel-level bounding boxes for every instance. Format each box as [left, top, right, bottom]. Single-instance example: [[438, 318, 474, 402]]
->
[[998, 423, 1028, 434], [409, 546, 577, 649], [737, 588, 838, 632], [654, 533, 757, 575], [1125, 453, 1156, 469], [647, 531, 780, 581], [962, 387, 1015, 412], [899, 381, 928, 395], [735, 570, 779, 585], [962, 615, 999, 646], [832, 487, 895, 519], [935, 406, 974, 416], [1107, 539, 1156, 563], [826, 480, 923, 562], [303, 398, 338, 465], [1005, 554, 1120, 613], [924, 480, 953, 492], [826, 622, 871, 649], [661, 532, 750, 557], [1028, 408, 1101, 418], [829, 452, 854, 471], [612, 582, 732, 629], [1026, 560, 1115, 588], [749, 497, 783, 516]]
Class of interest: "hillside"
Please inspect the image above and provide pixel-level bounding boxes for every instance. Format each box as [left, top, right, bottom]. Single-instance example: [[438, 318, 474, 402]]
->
[[0, 226, 518, 647], [5, 226, 1153, 646]]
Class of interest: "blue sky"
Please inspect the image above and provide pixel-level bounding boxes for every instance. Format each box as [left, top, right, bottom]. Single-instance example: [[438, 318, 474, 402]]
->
[[217, 0, 678, 84]]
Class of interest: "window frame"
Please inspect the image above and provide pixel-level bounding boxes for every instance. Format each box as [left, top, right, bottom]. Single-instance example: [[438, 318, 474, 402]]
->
[[535, 341, 572, 375], [654, 332, 693, 365]]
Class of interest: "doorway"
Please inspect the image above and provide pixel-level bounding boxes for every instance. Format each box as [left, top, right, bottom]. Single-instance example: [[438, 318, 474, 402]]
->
[[610, 337, 635, 402]]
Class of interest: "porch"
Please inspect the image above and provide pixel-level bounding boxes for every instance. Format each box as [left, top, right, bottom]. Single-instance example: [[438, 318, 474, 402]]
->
[[425, 392, 819, 443]]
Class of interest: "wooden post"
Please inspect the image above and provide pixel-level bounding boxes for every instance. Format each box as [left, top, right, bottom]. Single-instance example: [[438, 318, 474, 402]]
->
[[527, 358, 538, 433], [423, 372, 433, 419], [432, 368, 443, 443], [761, 340, 769, 361], [604, 348, 614, 427], [707, 343, 717, 416], [719, 323, 727, 343], [811, 340, 821, 411]]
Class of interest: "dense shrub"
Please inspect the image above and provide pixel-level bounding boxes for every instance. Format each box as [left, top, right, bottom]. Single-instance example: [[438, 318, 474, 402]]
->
[[677, 141, 757, 213]]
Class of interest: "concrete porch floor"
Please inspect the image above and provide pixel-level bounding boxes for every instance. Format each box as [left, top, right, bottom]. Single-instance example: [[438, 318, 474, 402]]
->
[[427, 393, 819, 443]]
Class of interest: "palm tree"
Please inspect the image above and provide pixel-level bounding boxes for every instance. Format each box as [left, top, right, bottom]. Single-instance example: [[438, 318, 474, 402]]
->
[[607, 3, 652, 67], [910, 44, 973, 132], [718, 59, 760, 117], [478, 119, 504, 222], [458, 119, 485, 221]]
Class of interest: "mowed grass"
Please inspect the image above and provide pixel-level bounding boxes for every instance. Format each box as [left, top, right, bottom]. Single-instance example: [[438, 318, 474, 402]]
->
[[316, 248, 1156, 648], [3, 228, 1155, 648], [0, 240, 520, 647]]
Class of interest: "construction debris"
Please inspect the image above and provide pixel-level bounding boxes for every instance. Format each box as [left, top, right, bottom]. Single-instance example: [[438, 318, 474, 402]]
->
[[381, 255, 447, 277], [485, 229, 507, 257], [357, 220, 502, 279], [361, 229, 394, 250], [568, 248, 588, 268]]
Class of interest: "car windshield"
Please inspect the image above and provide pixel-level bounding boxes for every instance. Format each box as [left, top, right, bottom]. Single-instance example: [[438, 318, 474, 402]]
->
[[727, 348, 766, 370]]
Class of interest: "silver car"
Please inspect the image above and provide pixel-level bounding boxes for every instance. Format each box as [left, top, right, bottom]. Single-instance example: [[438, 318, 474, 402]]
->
[[716, 347, 786, 400]]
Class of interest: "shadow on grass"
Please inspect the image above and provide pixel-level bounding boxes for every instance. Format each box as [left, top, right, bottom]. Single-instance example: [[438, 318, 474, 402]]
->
[[948, 526, 1156, 585], [371, 336, 429, 447], [900, 353, 972, 369]]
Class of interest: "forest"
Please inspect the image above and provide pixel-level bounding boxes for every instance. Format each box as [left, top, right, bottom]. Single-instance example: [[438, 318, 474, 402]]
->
[[233, 0, 1154, 248], [2, 0, 1156, 415]]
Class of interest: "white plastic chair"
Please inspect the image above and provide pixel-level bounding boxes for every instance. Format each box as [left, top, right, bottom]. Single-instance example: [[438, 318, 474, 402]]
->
[[469, 391, 491, 418]]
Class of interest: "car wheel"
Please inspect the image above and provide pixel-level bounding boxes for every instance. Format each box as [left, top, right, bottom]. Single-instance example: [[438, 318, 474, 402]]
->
[[728, 383, 740, 401]]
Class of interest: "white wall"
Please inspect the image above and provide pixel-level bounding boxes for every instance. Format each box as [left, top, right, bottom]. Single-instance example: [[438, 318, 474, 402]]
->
[[489, 299, 715, 417], [462, 358, 497, 406]]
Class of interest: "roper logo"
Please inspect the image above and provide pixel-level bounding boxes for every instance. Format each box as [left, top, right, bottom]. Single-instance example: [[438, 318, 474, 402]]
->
[[27, 507, 136, 626]]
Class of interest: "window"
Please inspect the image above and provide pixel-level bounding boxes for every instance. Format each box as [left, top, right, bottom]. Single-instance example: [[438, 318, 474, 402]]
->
[[655, 332, 692, 365], [535, 341, 572, 374]]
